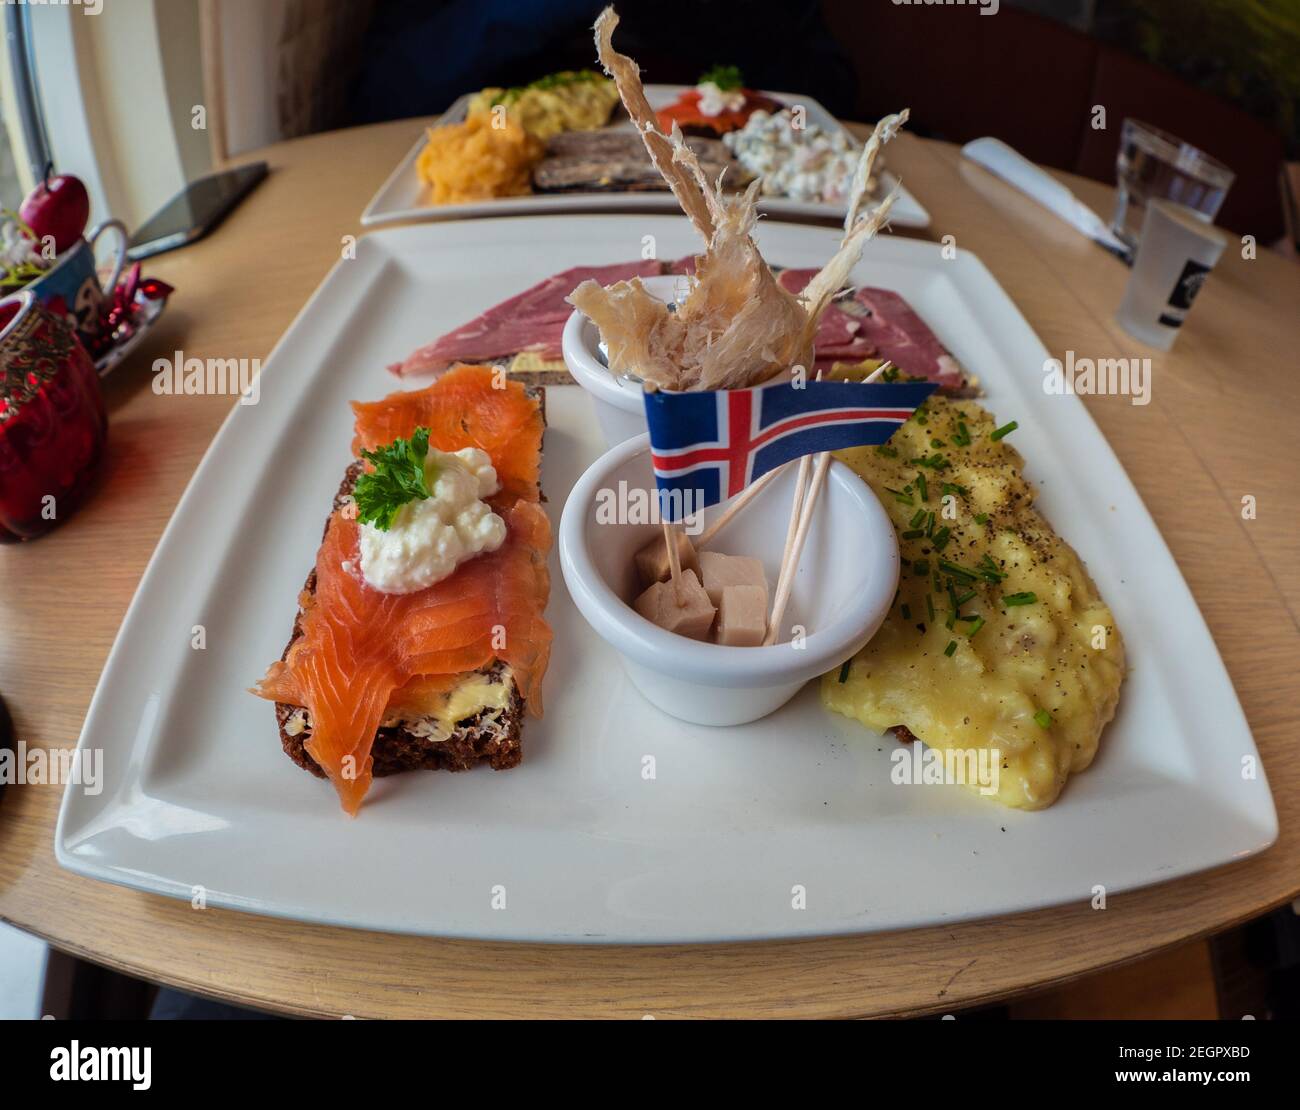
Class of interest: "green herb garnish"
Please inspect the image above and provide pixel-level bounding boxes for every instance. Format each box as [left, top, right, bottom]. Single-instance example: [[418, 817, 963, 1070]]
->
[[989, 420, 1019, 442], [699, 64, 744, 90], [885, 486, 914, 506], [838, 659, 852, 683], [944, 640, 958, 657], [914, 454, 949, 470], [1033, 708, 1053, 729], [978, 554, 1007, 582], [962, 615, 985, 637], [354, 427, 435, 531], [1003, 591, 1038, 606], [938, 558, 978, 582]]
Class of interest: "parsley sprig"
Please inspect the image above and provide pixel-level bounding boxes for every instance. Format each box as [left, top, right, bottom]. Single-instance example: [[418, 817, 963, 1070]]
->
[[354, 427, 436, 531], [699, 64, 744, 90]]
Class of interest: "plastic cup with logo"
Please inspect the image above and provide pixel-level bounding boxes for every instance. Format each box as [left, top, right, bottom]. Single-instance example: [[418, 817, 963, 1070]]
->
[[1116, 199, 1227, 352]]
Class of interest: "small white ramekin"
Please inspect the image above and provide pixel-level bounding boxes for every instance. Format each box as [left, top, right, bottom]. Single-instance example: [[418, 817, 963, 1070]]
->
[[558, 433, 899, 726], [562, 273, 684, 447]]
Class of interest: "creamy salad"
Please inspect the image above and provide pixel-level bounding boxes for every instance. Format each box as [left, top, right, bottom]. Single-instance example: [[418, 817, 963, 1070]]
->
[[723, 108, 865, 205]]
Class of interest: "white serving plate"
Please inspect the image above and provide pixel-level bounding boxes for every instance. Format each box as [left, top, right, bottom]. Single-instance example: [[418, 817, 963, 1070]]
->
[[56, 216, 1276, 943], [361, 85, 930, 229]]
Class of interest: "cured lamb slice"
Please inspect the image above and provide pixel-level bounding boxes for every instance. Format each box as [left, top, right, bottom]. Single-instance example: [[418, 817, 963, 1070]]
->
[[390, 259, 665, 376], [776, 268, 970, 392], [776, 268, 873, 361], [841, 287, 969, 392]]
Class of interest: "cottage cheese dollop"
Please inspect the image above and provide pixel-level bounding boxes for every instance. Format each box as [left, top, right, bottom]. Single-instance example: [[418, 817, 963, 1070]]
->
[[358, 447, 505, 594], [697, 81, 746, 118]]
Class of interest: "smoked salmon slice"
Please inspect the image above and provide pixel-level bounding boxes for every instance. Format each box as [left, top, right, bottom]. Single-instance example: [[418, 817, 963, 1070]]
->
[[254, 365, 551, 815], [351, 363, 543, 508]]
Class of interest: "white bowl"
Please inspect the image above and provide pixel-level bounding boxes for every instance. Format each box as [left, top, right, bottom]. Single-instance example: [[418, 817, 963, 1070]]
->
[[562, 273, 683, 446], [558, 433, 899, 726]]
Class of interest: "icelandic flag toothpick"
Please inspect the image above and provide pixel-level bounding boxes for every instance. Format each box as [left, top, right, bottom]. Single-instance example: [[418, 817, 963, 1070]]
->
[[643, 378, 937, 521]]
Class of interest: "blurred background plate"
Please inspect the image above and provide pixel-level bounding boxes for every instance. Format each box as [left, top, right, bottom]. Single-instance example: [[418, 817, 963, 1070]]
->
[[361, 86, 931, 229]]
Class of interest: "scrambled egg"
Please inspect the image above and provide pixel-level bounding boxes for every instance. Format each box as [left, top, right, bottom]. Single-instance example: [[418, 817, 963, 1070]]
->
[[468, 71, 620, 141], [820, 394, 1125, 809]]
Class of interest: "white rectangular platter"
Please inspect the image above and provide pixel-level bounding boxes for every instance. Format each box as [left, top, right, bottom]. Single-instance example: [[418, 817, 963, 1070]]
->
[[361, 85, 931, 228], [57, 215, 1276, 943]]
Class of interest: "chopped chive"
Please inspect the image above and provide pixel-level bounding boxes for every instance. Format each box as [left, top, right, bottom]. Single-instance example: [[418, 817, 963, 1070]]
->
[[916, 473, 928, 501], [955, 589, 977, 607], [962, 615, 985, 637], [1033, 708, 1053, 728], [1003, 591, 1038, 606], [931, 526, 951, 551], [914, 454, 949, 470], [990, 420, 1019, 442], [944, 640, 957, 657], [952, 421, 971, 447], [913, 558, 930, 576], [939, 558, 978, 581], [978, 554, 1007, 582], [941, 481, 969, 499], [974, 512, 989, 525], [925, 511, 936, 536], [838, 659, 852, 683], [875, 444, 898, 458], [901, 529, 926, 540], [885, 487, 914, 506], [925, 593, 935, 622], [930, 438, 947, 449], [909, 508, 926, 528]]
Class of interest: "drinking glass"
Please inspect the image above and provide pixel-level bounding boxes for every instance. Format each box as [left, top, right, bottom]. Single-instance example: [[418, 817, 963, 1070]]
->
[[1112, 119, 1234, 252]]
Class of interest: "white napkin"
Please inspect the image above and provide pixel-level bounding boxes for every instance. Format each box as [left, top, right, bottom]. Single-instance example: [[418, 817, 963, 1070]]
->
[[961, 137, 1129, 255]]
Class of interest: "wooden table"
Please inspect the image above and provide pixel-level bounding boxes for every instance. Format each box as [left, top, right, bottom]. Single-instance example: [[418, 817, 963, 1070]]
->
[[1, 118, 1296, 1019]]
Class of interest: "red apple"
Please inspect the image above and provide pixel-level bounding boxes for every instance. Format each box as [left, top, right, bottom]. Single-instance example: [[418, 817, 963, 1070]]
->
[[19, 164, 90, 256]]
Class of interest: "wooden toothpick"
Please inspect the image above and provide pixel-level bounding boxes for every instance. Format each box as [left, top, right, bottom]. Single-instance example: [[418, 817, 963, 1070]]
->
[[662, 518, 685, 606], [697, 462, 789, 547], [763, 360, 895, 644]]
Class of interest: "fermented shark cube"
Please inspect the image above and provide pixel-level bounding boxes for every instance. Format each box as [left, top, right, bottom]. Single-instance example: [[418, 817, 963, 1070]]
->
[[716, 584, 768, 647], [634, 529, 701, 589], [632, 569, 716, 641], [699, 551, 768, 610]]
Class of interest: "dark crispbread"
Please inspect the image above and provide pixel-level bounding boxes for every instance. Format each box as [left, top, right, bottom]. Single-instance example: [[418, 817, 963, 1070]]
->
[[274, 385, 544, 781]]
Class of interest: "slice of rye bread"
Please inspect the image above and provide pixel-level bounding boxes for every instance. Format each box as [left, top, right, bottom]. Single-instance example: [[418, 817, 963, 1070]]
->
[[276, 386, 545, 779]]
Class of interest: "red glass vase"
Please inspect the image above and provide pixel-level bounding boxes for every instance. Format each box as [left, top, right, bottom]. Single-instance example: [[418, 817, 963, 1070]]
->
[[0, 290, 107, 541]]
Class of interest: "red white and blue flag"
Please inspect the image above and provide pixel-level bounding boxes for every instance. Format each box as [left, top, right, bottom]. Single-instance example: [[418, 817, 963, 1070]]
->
[[644, 378, 937, 520]]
